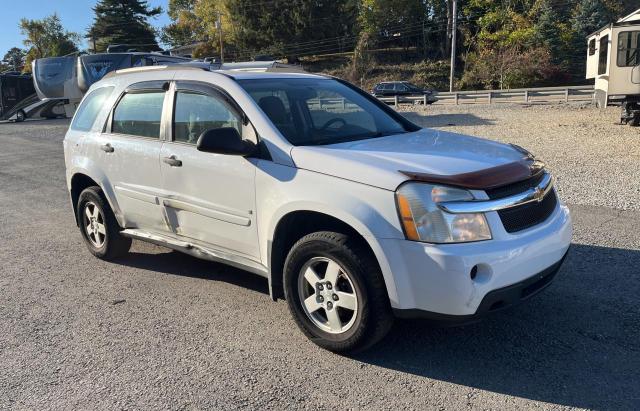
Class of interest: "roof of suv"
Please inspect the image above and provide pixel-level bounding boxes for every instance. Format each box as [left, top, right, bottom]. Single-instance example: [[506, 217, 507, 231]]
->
[[105, 65, 327, 81]]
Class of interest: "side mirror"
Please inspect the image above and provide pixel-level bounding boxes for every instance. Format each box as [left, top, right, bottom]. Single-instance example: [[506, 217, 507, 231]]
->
[[632, 65, 640, 84], [196, 127, 256, 156]]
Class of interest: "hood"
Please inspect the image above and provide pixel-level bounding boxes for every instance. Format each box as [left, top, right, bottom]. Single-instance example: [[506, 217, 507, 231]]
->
[[290, 129, 529, 191]]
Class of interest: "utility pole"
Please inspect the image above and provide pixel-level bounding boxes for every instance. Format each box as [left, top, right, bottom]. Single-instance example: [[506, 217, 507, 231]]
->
[[449, 0, 457, 92], [216, 11, 225, 64]]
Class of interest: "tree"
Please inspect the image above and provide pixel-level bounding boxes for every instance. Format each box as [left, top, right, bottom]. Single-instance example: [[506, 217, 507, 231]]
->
[[162, 0, 202, 48], [359, 0, 427, 57], [225, 0, 358, 60], [19, 14, 79, 72], [88, 0, 162, 52], [350, 31, 376, 85], [3, 47, 26, 71], [461, 45, 557, 89]]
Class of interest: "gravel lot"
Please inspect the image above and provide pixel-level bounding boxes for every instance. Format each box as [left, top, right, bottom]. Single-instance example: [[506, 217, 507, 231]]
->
[[401, 103, 640, 211], [0, 106, 639, 410]]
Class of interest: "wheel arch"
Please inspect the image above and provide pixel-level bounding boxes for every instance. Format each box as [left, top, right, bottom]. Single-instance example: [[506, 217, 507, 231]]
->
[[69, 167, 121, 227], [267, 209, 396, 304]]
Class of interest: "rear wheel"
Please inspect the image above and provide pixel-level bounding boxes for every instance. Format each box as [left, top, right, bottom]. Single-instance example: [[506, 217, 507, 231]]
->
[[15, 110, 25, 122], [77, 186, 131, 260], [284, 231, 393, 353]]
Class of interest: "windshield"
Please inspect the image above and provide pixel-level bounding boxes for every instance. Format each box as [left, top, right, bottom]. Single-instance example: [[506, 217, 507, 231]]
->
[[238, 78, 410, 146]]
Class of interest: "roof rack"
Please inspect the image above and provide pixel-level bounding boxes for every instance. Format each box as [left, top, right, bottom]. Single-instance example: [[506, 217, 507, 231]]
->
[[102, 64, 207, 79]]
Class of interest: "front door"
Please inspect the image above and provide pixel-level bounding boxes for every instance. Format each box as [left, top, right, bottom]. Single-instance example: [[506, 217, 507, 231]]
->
[[159, 81, 260, 259]]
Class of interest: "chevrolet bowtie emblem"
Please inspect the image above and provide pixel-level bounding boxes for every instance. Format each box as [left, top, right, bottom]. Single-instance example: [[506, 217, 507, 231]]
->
[[533, 186, 545, 202]]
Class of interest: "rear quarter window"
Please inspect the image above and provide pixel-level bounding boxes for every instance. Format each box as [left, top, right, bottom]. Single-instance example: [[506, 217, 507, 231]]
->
[[70, 86, 114, 132]]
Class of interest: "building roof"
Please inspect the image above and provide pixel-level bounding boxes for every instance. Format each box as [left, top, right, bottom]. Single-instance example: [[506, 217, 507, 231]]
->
[[618, 8, 640, 23]]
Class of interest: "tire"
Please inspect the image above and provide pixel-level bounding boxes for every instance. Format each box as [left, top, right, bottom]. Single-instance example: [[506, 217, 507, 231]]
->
[[629, 115, 640, 127], [15, 110, 25, 122], [283, 231, 393, 353], [76, 186, 131, 260]]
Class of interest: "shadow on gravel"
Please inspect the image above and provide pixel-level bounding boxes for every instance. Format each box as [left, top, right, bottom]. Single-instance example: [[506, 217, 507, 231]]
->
[[356, 244, 640, 410], [401, 112, 494, 128], [120, 250, 269, 295]]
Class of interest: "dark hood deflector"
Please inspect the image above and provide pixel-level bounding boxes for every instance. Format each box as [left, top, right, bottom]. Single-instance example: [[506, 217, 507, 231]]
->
[[399, 159, 545, 190]]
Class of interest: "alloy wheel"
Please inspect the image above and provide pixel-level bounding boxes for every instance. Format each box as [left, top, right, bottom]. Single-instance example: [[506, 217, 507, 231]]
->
[[83, 201, 106, 248], [297, 256, 359, 334]]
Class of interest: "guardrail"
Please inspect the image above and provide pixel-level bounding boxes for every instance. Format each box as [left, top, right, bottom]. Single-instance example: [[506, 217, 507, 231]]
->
[[377, 85, 596, 106]]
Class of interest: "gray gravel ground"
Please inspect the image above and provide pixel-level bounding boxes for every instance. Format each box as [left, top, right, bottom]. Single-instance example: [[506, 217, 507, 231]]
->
[[0, 110, 639, 410], [401, 103, 640, 211]]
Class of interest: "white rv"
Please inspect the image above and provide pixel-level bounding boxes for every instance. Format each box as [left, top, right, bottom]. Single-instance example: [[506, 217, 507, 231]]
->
[[587, 8, 640, 126]]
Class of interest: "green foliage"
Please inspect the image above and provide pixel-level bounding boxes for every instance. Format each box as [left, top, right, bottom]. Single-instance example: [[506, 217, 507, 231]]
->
[[19, 14, 79, 73], [162, 0, 200, 48], [3, 47, 27, 71], [157, 0, 639, 88], [88, 0, 162, 52], [226, 0, 358, 60]]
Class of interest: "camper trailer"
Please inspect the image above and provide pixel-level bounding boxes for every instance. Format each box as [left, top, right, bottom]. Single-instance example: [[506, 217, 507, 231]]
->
[[587, 8, 640, 126], [0, 72, 36, 121], [32, 53, 192, 117]]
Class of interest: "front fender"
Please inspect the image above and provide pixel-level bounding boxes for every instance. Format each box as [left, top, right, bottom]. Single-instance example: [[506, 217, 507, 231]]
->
[[256, 162, 406, 306]]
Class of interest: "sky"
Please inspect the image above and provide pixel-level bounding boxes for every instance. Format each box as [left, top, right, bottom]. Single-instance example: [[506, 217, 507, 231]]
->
[[0, 0, 171, 55]]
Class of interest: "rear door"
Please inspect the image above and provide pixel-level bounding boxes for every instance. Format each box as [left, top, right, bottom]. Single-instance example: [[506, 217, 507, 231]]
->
[[159, 81, 260, 259], [91, 80, 170, 232]]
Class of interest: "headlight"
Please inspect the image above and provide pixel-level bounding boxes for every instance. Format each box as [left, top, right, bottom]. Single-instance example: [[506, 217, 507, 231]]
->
[[396, 183, 492, 243]]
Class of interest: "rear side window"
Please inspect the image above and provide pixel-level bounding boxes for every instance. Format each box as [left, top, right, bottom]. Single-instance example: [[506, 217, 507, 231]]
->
[[112, 91, 165, 138], [71, 86, 114, 132]]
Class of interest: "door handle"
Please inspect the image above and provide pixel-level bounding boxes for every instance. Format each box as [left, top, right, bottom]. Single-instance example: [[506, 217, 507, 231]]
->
[[100, 143, 114, 153], [163, 155, 182, 167]]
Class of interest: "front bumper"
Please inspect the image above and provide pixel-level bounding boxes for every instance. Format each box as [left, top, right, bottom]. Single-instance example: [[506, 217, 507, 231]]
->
[[377, 201, 572, 316], [393, 250, 568, 323]]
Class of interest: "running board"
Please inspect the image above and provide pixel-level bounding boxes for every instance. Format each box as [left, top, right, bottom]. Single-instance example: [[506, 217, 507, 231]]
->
[[120, 229, 268, 277]]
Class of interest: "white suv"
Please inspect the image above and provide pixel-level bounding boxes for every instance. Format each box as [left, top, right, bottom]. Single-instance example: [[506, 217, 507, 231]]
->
[[64, 66, 572, 352]]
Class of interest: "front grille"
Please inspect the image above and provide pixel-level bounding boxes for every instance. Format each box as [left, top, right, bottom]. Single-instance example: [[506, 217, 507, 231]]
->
[[497, 190, 558, 233], [484, 172, 557, 233], [486, 173, 545, 200]]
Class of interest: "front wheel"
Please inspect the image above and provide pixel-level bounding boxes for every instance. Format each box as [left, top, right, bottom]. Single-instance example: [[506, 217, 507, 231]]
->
[[15, 110, 25, 122], [284, 231, 393, 353], [77, 186, 131, 260]]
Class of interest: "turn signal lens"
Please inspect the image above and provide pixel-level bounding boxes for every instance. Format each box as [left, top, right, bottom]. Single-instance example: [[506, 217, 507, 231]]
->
[[396, 193, 420, 241]]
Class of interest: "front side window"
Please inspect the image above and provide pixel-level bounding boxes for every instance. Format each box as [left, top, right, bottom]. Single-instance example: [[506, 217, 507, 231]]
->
[[617, 31, 640, 67], [599, 35, 609, 75], [71, 86, 114, 132], [173, 91, 243, 144], [240, 78, 411, 146], [112, 91, 165, 138]]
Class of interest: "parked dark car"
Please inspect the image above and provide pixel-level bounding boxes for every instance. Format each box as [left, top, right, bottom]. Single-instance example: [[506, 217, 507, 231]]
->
[[372, 81, 437, 104]]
